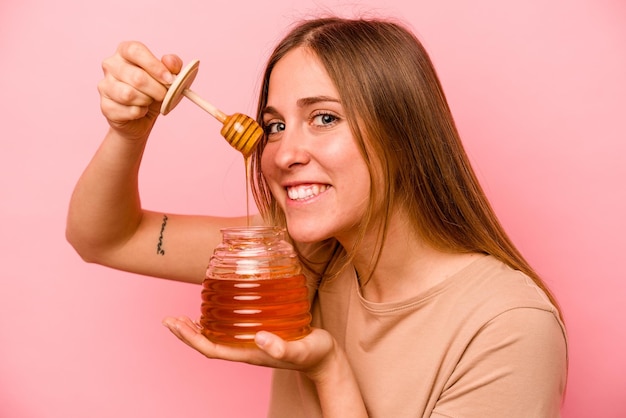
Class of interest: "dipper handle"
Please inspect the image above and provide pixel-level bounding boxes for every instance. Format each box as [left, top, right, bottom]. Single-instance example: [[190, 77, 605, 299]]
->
[[182, 89, 226, 123], [160, 59, 263, 156]]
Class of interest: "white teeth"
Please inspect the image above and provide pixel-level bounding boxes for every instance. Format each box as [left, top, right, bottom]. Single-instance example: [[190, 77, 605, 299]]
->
[[287, 184, 328, 201]]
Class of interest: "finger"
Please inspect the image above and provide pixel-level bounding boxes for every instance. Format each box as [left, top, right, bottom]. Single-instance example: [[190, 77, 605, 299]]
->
[[102, 60, 169, 103], [179, 316, 204, 332], [256, 329, 333, 368], [162, 316, 207, 349], [255, 331, 315, 366], [98, 76, 153, 123], [102, 42, 173, 102], [255, 331, 288, 359], [100, 96, 149, 122], [98, 77, 154, 109], [161, 54, 183, 75], [162, 316, 284, 367], [163, 316, 244, 360], [116, 41, 174, 85]]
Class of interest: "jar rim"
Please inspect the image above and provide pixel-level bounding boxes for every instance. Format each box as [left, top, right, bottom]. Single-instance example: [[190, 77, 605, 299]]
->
[[220, 226, 285, 238]]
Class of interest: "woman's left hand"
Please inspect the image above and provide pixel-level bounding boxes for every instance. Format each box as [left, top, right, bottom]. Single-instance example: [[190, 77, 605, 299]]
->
[[162, 316, 335, 378], [163, 316, 368, 417]]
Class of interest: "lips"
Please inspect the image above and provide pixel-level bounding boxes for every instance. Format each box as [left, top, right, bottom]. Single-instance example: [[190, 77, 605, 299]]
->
[[286, 184, 329, 201]]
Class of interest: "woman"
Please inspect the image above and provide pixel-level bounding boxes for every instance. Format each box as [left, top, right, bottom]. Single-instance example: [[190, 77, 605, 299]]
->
[[67, 16, 567, 417]]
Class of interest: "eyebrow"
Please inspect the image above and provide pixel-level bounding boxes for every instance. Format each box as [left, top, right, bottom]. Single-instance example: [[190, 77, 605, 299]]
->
[[261, 95, 341, 118], [296, 95, 341, 107]]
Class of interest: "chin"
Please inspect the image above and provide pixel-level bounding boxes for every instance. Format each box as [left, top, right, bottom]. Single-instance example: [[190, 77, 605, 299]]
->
[[285, 221, 331, 244]]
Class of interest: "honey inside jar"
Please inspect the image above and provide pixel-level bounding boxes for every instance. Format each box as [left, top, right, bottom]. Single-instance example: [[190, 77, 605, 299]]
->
[[199, 226, 312, 346]]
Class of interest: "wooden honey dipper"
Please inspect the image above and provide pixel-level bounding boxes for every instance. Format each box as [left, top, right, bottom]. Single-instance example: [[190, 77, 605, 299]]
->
[[160, 59, 263, 156]]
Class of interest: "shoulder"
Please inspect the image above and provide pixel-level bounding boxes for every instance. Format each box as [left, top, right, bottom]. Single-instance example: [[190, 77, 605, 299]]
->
[[442, 255, 568, 371], [433, 257, 568, 416], [453, 255, 561, 319], [435, 306, 568, 417]]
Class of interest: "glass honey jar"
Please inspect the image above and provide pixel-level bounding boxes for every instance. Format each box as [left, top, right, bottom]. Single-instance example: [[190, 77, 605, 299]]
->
[[200, 226, 312, 346]]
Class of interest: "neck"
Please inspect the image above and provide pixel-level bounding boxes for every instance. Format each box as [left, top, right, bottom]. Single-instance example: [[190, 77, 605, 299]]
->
[[346, 209, 479, 303]]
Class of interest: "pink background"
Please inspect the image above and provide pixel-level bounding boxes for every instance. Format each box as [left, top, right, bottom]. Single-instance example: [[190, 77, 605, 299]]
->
[[1, 0, 624, 416]]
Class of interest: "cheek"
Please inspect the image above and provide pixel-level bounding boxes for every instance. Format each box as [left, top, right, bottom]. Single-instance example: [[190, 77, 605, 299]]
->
[[259, 148, 282, 194], [260, 147, 274, 178]]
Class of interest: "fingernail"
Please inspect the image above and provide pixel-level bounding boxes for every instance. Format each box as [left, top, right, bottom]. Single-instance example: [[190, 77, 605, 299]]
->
[[255, 332, 268, 347], [162, 72, 174, 84]]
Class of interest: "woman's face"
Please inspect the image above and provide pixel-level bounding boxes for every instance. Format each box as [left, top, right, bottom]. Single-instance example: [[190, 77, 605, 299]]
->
[[260, 47, 371, 245]]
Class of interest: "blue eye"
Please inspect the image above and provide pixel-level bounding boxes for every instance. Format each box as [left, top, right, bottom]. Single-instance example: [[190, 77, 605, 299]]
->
[[265, 122, 285, 135], [312, 113, 338, 127]]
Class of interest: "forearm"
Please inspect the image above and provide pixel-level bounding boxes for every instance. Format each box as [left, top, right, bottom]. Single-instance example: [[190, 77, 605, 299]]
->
[[66, 128, 148, 261], [311, 345, 368, 417]]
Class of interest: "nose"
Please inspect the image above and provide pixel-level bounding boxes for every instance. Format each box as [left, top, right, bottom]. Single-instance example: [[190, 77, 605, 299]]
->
[[271, 125, 311, 170]]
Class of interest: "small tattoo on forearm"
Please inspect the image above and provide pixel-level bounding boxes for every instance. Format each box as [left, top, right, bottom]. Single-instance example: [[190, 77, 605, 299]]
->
[[157, 214, 168, 255]]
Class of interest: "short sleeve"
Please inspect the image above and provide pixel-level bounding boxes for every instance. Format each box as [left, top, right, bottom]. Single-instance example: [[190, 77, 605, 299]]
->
[[432, 307, 568, 418]]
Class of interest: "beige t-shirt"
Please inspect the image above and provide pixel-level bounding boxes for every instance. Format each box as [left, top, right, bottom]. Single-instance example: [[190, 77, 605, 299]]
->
[[267, 255, 567, 417]]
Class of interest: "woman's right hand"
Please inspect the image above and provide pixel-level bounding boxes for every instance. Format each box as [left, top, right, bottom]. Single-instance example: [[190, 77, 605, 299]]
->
[[68, 41, 236, 284], [97, 41, 183, 141]]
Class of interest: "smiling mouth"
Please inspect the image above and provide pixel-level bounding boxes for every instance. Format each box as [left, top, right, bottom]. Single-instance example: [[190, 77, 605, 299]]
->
[[287, 184, 330, 201]]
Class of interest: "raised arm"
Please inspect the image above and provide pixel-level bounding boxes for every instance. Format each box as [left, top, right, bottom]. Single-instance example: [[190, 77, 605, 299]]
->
[[66, 41, 253, 283]]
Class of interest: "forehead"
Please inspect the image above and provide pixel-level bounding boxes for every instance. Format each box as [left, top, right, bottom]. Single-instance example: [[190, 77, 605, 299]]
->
[[267, 47, 339, 102]]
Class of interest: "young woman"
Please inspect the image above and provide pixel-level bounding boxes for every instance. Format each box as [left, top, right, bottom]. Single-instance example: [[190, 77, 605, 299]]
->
[[67, 16, 567, 417]]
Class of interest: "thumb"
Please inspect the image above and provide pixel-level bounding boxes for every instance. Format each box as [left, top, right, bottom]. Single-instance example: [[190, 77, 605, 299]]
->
[[255, 331, 287, 359], [161, 54, 183, 76]]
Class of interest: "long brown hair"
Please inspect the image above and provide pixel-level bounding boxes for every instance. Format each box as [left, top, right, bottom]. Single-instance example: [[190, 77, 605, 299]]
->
[[250, 17, 562, 318]]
